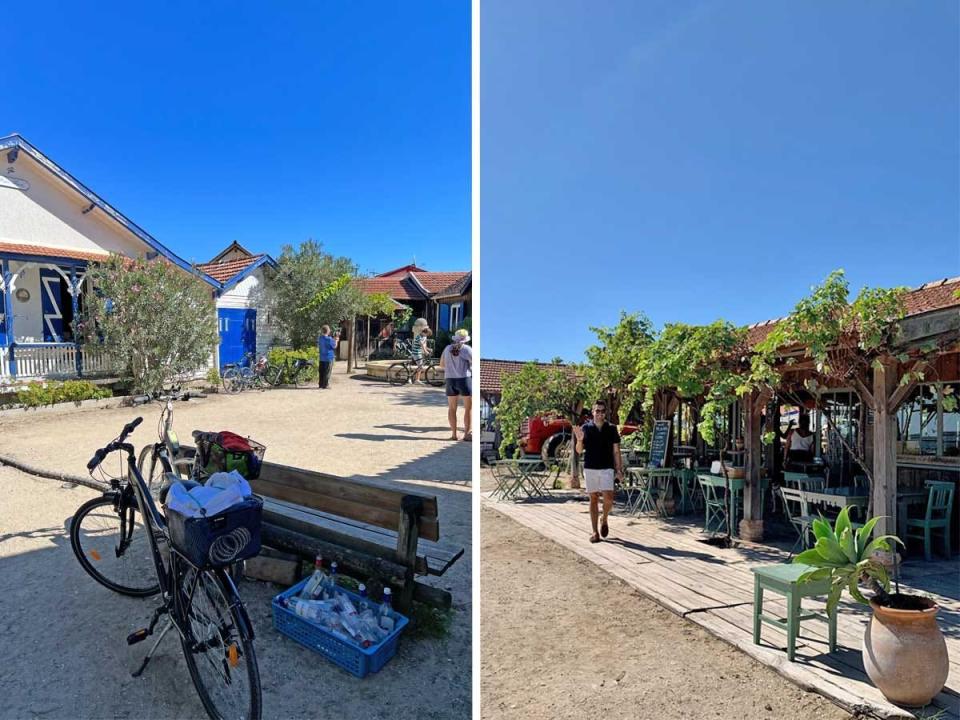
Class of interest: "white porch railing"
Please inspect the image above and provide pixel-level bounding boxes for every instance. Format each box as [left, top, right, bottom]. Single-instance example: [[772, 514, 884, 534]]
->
[[1, 343, 112, 381]]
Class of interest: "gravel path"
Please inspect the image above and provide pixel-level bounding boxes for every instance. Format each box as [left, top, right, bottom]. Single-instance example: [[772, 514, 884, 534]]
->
[[0, 364, 471, 720], [481, 503, 849, 720]]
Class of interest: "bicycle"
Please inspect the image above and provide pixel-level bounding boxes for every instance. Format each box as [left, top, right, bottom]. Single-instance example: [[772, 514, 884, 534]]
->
[[387, 355, 444, 387], [222, 354, 274, 394], [137, 390, 197, 498], [264, 355, 315, 387], [70, 417, 262, 720]]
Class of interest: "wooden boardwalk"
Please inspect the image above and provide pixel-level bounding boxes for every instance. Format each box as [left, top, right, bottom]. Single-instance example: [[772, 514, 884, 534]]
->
[[483, 491, 960, 720]]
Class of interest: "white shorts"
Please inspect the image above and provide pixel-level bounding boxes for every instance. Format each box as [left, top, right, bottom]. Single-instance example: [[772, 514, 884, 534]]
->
[[583, 468, 615, 494]]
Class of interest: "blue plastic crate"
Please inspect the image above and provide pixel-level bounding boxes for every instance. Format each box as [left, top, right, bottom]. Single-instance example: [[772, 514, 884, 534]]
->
[[272, 578, 409, 678]]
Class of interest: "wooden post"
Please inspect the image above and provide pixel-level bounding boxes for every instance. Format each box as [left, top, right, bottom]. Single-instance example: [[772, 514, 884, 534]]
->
[[740, 390, 765, 541], [346, 315, 355, 373], [872, 358, 899, 537], [766, 399, 780, 482], [396, 495, 423, 613]]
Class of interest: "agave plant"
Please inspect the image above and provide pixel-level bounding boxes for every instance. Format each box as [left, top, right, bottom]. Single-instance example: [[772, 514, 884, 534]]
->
[[793, 507, 904, 615]]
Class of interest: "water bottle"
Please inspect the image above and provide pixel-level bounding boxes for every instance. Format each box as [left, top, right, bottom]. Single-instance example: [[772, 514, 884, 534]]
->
[[320, 561, 338, 600], [358, 584, 370, 613], [378, 587, 395, 633], [301, 554, 328, 600]]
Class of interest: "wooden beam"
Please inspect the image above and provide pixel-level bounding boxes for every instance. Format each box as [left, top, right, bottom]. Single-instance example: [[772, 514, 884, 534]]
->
[[741, 390, 764, 541], [871, 358, 898, 537], [851, 376, 876, 412]]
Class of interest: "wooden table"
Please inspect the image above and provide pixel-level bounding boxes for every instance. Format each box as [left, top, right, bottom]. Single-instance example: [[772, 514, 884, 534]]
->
[[799, 489, 869, 521]]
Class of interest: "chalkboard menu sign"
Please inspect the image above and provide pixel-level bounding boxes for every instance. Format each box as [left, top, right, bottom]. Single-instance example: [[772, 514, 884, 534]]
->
[[649, 420, 672, 468]]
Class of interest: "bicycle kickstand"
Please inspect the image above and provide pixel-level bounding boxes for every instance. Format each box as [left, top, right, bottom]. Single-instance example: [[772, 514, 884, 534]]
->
[[129, 605, 172, 678]]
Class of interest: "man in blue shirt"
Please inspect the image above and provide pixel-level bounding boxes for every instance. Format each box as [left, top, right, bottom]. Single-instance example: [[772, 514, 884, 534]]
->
[[317, 324, 339, 389]]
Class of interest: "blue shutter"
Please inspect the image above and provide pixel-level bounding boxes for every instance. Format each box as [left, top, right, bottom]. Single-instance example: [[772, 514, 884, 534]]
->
[[40, 269, 64, 342], [439, 304, 450, 331]]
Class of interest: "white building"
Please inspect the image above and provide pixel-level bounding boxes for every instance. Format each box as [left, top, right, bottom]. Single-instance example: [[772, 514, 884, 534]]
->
[[0, 133, 276, 383]]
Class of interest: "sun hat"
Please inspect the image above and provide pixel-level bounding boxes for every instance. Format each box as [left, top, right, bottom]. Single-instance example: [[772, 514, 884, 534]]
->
[[453, 329, 470, 343]]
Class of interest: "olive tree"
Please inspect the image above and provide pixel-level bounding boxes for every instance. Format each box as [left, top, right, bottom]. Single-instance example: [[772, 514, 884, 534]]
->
[[78, 255, 219, 395]]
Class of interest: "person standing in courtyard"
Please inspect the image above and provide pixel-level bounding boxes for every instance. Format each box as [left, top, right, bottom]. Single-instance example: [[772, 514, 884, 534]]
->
[[439, 328, 472, 441], [410, 326, 432, 384], [317, 325, 338, 389], [572, 400, 623, 543]]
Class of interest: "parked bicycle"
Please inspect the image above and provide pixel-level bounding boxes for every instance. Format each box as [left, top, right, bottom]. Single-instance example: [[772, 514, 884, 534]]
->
[[70, 418, 262, 720], [222, 353, 274, 394], [387, 355, 444, 387], [137, 389, 197, 498], [265, 355, 315, 387]]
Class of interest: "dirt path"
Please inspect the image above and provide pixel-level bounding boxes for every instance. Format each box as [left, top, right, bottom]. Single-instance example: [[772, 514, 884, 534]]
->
[[0, 365, 470, 720], [481, 505, 849, 720]]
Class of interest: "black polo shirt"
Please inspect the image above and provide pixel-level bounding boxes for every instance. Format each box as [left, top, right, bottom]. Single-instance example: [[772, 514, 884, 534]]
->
[[580, 421, 621, 470]]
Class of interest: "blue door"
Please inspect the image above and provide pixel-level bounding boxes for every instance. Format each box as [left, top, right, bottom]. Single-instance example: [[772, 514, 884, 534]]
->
[[219, 308, 257, 368], [40, 269, 64, 342], [438, 303, 450, 331]]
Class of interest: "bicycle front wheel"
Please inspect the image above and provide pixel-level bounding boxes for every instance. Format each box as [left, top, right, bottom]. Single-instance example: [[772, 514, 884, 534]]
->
[[177, 561, 261, 720], [425, 364, 444, 387], [387, 362, 409, 386], [70, 495, 161, 597]]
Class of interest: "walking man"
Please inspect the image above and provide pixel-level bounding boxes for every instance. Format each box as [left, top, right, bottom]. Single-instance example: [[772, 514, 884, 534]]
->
[[572, 400, 623, 543], [317, 325, 338, 389], [439, 329, 472, 441]]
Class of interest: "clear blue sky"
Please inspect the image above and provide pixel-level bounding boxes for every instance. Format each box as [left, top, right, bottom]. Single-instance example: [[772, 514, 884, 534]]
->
[[2, 1, 470, 274], [481, 1, 959, 362]]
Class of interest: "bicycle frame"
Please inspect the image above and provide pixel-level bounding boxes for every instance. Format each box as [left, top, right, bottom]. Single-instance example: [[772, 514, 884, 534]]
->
[[115, 448, 255, 645]]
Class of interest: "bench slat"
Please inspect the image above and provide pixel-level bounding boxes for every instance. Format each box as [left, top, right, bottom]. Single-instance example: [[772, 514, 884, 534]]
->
[[257, 461, 439, 518]]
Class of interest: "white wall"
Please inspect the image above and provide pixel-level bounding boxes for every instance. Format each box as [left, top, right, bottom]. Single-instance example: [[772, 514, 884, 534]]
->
[[6, 261, 43, 342], [0, 152, 154, 258], [214, 268, 278, 356]]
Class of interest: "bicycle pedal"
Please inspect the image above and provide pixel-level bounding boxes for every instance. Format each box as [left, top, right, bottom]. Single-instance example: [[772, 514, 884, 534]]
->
[[127, 628, 150, 645]]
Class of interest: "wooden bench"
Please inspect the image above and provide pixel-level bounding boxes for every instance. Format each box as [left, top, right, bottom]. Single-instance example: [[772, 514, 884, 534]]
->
[[181, 448, 463, 611]]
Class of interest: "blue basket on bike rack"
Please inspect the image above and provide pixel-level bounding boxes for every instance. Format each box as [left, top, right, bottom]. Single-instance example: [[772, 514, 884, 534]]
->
[[272, 578, 409, 678]]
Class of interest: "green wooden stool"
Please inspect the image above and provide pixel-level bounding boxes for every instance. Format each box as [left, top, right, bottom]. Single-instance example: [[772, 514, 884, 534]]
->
[[752, 563, 837, 661]]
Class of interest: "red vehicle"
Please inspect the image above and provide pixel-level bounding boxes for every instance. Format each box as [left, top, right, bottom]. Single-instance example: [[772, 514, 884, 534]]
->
[[521, 413, 638, 463]]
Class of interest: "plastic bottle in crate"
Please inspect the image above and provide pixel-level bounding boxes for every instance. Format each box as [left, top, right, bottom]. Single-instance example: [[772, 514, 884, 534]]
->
[[378, 587, 395, 632], [301, 555, 329, 600], [321, 561, 339, 600]]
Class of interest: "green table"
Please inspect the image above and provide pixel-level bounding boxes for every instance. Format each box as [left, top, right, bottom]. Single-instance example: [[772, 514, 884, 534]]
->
[[490, 459, 553, 500], [752, 563, 837, 661]]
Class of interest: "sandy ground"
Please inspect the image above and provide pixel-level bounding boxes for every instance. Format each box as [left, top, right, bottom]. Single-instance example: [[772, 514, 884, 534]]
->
[[0, 364, 471, 720], [480, 502, 850, 720]]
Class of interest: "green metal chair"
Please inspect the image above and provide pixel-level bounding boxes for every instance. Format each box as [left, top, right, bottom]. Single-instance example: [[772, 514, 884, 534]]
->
[[676, 468, 699, 514], [782, 472, 825, 492], [647, 468, 674, 518], [780, 486, 816, 553], [905, 481, 955, 561], [752, 563, 837, 662], [699, 476, 729, 534]]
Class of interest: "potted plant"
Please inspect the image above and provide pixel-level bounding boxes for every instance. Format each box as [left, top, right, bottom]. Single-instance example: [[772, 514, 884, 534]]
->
[[795, 508, 949, 708]]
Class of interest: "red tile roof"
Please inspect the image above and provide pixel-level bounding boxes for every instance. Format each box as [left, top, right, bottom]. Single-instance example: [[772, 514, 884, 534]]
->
[[0, 241, 110, 262], [745, 276, 960, 346], [479, 358, 578, 396], [414, 271, 470, 294], [356, 275, 430, 301], [356, 270, 470, 301], [196, 255, 263, 283]]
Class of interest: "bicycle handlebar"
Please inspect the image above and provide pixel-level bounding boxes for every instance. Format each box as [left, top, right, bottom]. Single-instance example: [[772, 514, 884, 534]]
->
[[87, 417, 142, 471]]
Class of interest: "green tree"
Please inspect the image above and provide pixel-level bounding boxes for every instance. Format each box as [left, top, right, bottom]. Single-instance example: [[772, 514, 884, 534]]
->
[[265, 240, 365, 349], [77, 255, 219, 395], [496, 361, 588, 458], [582, 311, 654, 423]]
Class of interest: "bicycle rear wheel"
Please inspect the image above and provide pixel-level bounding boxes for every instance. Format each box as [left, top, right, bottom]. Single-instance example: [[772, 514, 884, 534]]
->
[[137, 445, 167, 499], [387, 362, 409, 386], [222, 368, 242, 394], [70, 495, 161, 597], [177, 560, 261, 720]]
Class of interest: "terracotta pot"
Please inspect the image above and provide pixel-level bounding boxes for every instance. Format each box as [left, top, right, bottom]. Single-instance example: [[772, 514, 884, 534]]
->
[[863, 597, 949, 707]]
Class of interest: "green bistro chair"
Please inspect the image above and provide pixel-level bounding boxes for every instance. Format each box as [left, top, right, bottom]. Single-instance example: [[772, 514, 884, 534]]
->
[[627, 468, 657, 515], [905, 481, 955, 561], [648, 468, 674, 518], [782, 472, 825, 492], [676, 468, 699, 514], [779, 486, 816, 553], [699, 476, 729, 534]]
